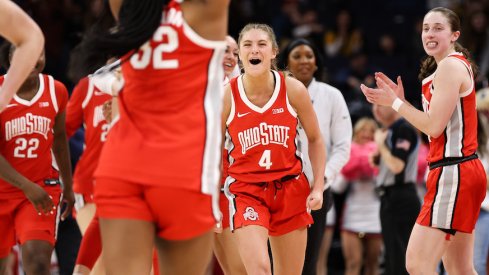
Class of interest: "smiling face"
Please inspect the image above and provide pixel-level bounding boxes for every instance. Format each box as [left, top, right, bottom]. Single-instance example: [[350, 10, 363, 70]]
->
[[422, 10, 460, 61], [287, 44, 316, 85], [238, 25, 278, 76], [223, 36, 238, 78]]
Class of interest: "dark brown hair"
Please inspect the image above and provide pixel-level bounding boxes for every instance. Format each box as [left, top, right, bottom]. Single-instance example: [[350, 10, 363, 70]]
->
[[418, 7, 478, 80]]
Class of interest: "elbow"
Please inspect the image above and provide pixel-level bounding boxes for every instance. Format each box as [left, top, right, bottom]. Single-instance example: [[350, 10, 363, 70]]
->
[[426, 128, 444, 139]]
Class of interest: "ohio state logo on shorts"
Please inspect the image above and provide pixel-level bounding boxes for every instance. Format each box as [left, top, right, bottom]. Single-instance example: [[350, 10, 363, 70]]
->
[[243, 206, 259, 221]]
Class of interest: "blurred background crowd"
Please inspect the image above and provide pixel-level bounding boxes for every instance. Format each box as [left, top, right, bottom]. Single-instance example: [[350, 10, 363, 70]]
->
[[2, 0, 489, 274]]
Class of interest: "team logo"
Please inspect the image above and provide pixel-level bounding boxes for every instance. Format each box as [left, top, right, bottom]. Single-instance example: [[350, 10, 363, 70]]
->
[[237, 112, 250, 118], [272, 108, 284, 114], [39, 102, 50, 108], [243, 206, 259, 221]]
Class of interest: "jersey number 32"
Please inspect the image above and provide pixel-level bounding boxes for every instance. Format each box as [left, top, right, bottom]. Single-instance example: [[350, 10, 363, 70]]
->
[[130, 26, 179, 70]]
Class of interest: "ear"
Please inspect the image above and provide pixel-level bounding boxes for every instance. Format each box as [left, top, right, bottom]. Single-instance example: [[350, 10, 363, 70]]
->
[[272, 48, 278, 60], [451, 30, 460, 42]]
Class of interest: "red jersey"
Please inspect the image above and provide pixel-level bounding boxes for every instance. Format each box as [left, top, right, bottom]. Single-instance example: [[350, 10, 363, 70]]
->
[[95, 0, 225, 194], [225, 71, 302, 183], [0, 74, 68, 199], [66, 77, 111, 195], [421, 52, 478, 163]]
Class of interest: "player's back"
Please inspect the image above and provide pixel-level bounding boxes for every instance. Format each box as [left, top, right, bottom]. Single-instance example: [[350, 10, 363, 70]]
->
[[96, 0, 225, 194]]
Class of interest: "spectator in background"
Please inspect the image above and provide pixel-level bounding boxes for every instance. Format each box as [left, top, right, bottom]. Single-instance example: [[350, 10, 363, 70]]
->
[[336, 117, 382, 275], [323, 9, 363, 59], [279, 38, 352, 275]]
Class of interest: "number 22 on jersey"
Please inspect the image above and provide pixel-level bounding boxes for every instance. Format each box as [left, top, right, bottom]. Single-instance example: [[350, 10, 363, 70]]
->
[[130, 26, 179, 70]]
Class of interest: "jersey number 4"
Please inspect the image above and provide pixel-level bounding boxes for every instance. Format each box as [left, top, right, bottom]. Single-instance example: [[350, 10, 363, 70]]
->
[[259, 150, 272, 169], [130, 26, 179, 70], [14, 138, 39, 158]]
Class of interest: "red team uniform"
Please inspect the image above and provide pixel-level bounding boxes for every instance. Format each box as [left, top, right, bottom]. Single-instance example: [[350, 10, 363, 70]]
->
[[0, 74, 68, 257], [417, 52, 486, 233], [223, 71, 313, 236], [66, 76, 111, 207], [94, 0, 225, 240], [65, 76, 111, 269]]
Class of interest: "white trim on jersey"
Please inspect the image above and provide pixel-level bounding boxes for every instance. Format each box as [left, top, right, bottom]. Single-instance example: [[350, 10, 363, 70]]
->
[[54, 191, 63, 241], [48, 75, 59, 113], [422, 72, 435, 86], [201, 48, 224, 202], [13, 74, 44, 106], [431, 165, 459, 229], [227, 92, 236, 125], [444, 100, 464, 158], [237, 70, 281, 113], [285, 86, 297, 118], [81, 78, 95, 109], [182, 21, 226, 50], [223, 176, 237, 231]]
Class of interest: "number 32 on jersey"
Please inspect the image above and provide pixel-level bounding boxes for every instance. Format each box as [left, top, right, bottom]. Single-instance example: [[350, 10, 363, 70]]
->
[[130, 26, 179, 70]]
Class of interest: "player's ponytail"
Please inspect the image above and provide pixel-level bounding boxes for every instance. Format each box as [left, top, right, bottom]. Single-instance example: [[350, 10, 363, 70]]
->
[[69, 0, 166, 80]]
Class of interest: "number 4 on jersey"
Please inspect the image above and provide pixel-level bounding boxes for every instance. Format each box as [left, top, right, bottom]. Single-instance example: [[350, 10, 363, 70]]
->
[[259, 149, 272, 169]]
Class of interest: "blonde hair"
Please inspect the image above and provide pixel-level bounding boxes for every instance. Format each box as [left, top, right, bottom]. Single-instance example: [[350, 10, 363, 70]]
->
[[238, 23, 279, 70], [353, 117, 378, 141]]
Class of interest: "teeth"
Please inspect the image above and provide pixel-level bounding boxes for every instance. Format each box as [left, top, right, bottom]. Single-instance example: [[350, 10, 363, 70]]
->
[[427, 42, 437, 47]]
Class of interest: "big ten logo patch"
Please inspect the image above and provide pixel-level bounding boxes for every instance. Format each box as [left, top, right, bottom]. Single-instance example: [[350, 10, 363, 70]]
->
[[243, 206, 259, 221]]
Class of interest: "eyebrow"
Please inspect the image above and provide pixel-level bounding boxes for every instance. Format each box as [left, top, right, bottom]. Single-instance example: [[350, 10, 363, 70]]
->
[[242, 39, 269, 43]]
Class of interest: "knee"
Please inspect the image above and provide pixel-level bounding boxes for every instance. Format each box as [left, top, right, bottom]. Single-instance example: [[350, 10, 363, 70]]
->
[[245, 259, 271, 275], [444, 262, 476, 275], [344, 257, 362, 272], [22, 246, 52, 274]]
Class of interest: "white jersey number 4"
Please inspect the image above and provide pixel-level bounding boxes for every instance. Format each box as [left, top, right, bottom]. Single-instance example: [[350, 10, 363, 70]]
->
[[130, 26, 179, 70], [259, 149, 272, 169]]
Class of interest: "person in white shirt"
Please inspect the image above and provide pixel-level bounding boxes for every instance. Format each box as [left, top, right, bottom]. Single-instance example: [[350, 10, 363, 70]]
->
[[280, 38, 352, 275]]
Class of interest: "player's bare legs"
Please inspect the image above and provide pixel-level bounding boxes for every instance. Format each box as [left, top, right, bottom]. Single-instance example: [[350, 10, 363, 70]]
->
[[99, 218, 154, 275], [214, 228, 247, 275], [234, 225, 272, 274], [75, 203, 96, 234], [0, 257, 8, 275], [269, 227, 308, 275], [442, 231, 477, 275], [155, 230, 214, 275], [406, 224, 449, 274], [21, 240, 53, 275]]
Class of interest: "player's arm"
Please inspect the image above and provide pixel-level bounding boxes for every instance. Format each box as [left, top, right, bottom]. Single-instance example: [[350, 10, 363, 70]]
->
[[52, 110, 74, 220], [65, 78, 87, 138], [0, 0, 44, 112], [182, 0, 230, 41], [0, 154, 54, 214], [287, 77, 326, 211]]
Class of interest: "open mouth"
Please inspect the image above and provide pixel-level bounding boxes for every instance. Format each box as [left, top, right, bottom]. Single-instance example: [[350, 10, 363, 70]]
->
[[249, 59, 262, 65]]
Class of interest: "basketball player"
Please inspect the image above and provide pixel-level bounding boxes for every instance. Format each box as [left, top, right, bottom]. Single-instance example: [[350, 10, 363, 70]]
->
[[0, 43, 74, 275], [72, 0, 229, 274], [361, 7, 486, 274], [222, 23, 326, 275], [66, 74, 111, 275]]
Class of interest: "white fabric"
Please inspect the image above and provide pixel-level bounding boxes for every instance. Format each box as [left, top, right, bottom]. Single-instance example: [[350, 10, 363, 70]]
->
[[298, 78, 352, 189]]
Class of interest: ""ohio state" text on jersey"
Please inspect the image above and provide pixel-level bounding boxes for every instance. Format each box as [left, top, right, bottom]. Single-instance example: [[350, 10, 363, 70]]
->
[[238, 122, 290, 154], [4, 113, 51, 141]]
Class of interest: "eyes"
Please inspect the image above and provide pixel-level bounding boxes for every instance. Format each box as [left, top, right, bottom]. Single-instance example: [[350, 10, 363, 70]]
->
[[422, 26, 444, 32], [291, 54, 314, 60], [241, 42, 269, 48]]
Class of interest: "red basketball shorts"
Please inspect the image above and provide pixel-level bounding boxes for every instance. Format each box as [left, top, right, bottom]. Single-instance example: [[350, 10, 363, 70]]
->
[[94, 177, 216, 240], [227, 173, 313, 236], [0, 185, 61, 257], [417, 158, 486, 233]]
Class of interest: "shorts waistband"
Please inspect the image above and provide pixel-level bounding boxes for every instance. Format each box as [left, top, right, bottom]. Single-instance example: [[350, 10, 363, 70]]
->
[[428, 154, 478, 170]]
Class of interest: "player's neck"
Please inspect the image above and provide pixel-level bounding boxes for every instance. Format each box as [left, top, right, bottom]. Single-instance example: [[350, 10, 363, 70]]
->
[[16, 75, 40, 100]]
